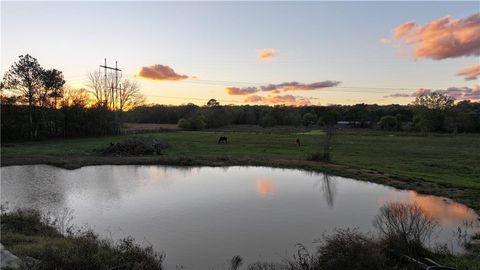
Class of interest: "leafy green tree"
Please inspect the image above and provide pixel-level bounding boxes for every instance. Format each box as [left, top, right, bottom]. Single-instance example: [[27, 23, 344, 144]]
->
[[412, 93, 454, 133], [206, 98, 220, 107], [42, 68, 65, 108], [302, 112, 318, 126], [2, 54, 45, 138], [378, 115, 400, 131]]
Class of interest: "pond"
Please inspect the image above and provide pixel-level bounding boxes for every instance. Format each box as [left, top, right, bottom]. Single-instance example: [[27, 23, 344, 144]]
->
[[1, 165, 479, 269]]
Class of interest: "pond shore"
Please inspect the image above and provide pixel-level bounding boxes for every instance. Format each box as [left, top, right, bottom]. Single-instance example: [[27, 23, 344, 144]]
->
[[2, 129, 480, 213], [2, 153, 480, 214]]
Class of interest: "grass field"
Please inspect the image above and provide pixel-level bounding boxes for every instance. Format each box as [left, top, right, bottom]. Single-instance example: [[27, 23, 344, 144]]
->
[[2, 126, 480, 211]]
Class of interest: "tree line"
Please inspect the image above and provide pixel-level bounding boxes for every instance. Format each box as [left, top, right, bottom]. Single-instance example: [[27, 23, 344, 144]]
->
[[2, 54, 480, 142], [1, 55, 144, 141], [127, 97, 480, 133]]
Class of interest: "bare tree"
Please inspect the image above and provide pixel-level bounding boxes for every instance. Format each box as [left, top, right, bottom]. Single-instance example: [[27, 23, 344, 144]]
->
[[374, 202, 438, 255], [61, 87, 92, 108], [88, 70, 113, 108], [118, 78, 145, 111], [88, 71, 144, 111]]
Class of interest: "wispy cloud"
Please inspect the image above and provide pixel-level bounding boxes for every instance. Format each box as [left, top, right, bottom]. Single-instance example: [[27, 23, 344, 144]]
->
[[137, 64, 188, 81], [457, 64, 480, 81], [257, 48, 277, 61], [385, 85, 480, 101], [385, 13, 480, 60], [226, 81, 340, 95], [244, 94, 312, 106]]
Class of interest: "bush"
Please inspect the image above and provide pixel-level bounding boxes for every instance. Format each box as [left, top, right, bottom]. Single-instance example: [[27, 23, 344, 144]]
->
[[317, 228, 387, 270], [177, 118, 190, 129], [373, 202, 438, 256], [177, 115, 206, 130], [378, 115, 400, 131]]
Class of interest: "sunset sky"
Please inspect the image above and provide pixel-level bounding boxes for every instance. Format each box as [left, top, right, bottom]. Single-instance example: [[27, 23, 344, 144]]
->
[[2, 1, 479, 106]]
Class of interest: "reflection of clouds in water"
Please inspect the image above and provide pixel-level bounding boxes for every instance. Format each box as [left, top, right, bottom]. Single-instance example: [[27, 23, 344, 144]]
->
[[256, 177, 273, 197], [407, 191, 478, 225], [139, 166, 196, 186], [378, 191, 479, 226]]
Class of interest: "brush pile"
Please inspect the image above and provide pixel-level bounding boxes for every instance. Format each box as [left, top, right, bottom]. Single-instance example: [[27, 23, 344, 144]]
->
[[101, 137, 170, 155]]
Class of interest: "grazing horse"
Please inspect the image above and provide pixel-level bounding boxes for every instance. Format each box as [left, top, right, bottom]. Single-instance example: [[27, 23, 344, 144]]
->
[[296, 138, 301, 146], [218, 136, 228, 144]]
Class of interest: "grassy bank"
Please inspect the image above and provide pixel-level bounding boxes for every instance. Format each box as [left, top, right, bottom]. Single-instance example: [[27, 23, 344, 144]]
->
[[2, 126, 480, 211], [0, 208, 164, 269]]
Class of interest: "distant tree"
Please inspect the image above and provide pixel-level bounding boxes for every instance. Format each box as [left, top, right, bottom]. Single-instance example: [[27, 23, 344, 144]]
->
[[61, 87, 91, 108], [206, 98, 220, 107], [177, 118, 190, 129], [2, 54, 45, 106], [302, 112, 318, 126], [259, 112, 277, 128], [42, 68, 65, 108], [378, 115, 399, 131], [412, 92, 454, 110], [189, 115, 207, 130], [319, 111, 340, 162], [412, 93, 454, 133], [2, 54, 45, 138], [88, 70, 112, 108], [118, 79, 145, 111]]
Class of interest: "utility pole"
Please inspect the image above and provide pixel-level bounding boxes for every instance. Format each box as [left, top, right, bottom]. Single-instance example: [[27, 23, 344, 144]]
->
[[99, 58, 122, 111]]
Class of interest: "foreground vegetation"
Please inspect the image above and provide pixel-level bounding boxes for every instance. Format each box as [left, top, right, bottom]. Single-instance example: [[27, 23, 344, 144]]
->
[[2, 203, 478, 269], [2, 127, 480, 212], [1, 208, 164, 269]]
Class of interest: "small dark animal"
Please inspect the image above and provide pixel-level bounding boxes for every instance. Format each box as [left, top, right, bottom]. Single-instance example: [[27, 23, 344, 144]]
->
[[218, 136, 228, 144], [296, 138, 301, 146]]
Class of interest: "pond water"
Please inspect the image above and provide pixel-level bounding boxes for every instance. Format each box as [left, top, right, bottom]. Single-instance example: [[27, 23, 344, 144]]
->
[[1, 165, 479, 269]]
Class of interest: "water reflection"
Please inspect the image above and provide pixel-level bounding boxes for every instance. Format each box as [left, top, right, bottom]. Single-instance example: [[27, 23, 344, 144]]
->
[[313, 174, 336, 207], [1, 165, 478, 269], [256, 178, 273, 197], [406, 191, 477, 225]]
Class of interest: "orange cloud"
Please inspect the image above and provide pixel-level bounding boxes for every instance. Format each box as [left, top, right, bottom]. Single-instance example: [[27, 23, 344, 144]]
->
[[225, 81, 340, 95], [457, 64, 480, 80], [386, 85, 480, 101], [388, 13, 480, 59], [257, 48, 277, 61], [137, 64, 188, 81], [245, 94, 311, 106]]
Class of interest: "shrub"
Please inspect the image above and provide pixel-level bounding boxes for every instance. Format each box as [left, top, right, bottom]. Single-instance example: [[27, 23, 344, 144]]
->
[[1, 209, 164, 270], [317, 228, 387, 270], [378, 115, 400, 131], [373, 202, 438, 256], [177, 118, 190, 129]]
